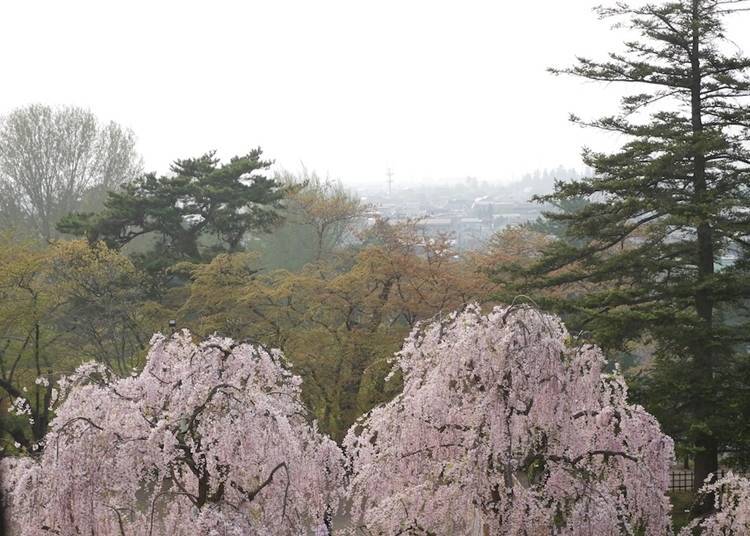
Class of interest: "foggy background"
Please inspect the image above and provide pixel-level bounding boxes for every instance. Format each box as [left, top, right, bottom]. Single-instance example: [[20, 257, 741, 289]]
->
[[2, 0, 749, 185]]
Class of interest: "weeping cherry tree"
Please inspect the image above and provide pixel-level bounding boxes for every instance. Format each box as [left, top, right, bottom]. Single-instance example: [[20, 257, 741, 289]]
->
[[344, 304, 675, 535], [3, 332, 343, 535]]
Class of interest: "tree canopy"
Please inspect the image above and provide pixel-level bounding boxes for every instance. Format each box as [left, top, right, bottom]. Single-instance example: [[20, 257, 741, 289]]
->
[[0, 235, 157, 451], [178, 218, 488, 440]]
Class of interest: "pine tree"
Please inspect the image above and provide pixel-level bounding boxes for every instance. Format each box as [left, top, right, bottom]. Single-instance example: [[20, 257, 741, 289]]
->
[[507, 0, 750, 497], [58, 149, 286, 263]]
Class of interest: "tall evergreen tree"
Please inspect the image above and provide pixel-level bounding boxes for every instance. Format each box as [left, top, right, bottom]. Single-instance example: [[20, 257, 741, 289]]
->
[[503, 0, 750, 497]]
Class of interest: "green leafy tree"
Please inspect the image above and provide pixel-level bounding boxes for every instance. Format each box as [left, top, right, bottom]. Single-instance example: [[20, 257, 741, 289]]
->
[[58, 149, 286, 271], [503, 0, 750, 498], [0, 235, 155, 450], [0, 237, 58, 449], [47, 240, 158, 375]]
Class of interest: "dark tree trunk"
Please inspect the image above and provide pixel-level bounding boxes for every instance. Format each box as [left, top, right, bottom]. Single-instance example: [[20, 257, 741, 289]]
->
[[693, 433, 718, 491], [689, 0, 718, 501]]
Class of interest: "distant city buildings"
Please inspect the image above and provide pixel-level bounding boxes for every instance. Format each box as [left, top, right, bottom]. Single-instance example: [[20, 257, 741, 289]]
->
[[354, 168, 587, 250]]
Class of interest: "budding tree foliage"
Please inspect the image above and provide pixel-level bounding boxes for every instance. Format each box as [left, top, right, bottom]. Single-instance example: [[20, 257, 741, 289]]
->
[[679, 474, 750, 535], [3, 332, 343, 535], [344, 304, 674, 535]]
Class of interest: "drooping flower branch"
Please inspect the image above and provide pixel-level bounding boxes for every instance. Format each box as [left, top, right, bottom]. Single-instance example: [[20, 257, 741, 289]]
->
[[344, 304, 675, 535], [3, 331, 344, 535], [679, 473, 750, 535]]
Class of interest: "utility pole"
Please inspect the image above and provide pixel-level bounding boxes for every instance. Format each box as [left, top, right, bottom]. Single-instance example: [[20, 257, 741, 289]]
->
[[386, 168, 394, 197]]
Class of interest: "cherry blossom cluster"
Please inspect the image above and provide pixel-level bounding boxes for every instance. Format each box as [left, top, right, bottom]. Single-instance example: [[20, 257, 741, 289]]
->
[[679, 473, 750, 535], [4, 331, 343, 535], [344, 304, 675, 535]]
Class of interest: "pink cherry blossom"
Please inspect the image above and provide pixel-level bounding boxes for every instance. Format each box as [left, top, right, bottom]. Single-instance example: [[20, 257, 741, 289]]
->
[[679, 473, 750, 535], [3, 331, 343, 535], [344, 304, 675, 535]]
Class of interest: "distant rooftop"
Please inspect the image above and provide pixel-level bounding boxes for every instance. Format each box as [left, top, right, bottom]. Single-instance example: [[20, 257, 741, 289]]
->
[[420, 218, 452, 226]]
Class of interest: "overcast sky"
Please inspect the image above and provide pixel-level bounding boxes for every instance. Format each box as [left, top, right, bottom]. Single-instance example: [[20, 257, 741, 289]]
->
[[2, 1, 749, 187]]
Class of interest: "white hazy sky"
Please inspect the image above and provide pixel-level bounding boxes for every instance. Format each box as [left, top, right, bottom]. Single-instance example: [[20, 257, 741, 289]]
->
[[1, 1, 749, 186]]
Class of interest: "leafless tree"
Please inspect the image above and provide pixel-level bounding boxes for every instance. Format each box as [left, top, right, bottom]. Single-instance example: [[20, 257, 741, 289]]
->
[[0, 104, 142, 240]]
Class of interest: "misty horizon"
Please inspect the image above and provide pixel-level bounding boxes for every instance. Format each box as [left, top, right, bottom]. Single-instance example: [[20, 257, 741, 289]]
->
[[5, 0, 747, 187]]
